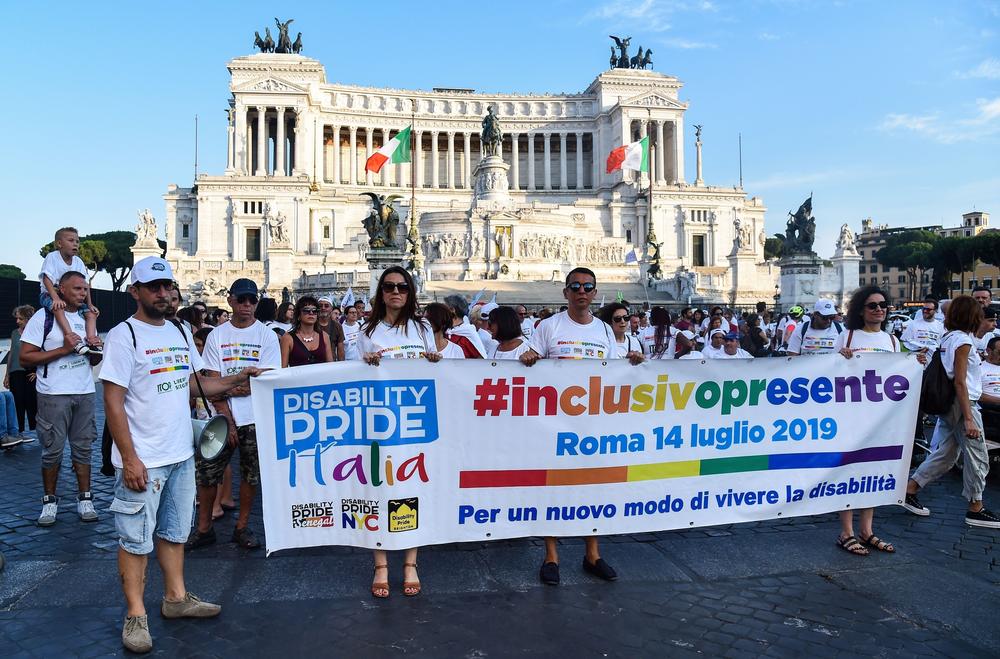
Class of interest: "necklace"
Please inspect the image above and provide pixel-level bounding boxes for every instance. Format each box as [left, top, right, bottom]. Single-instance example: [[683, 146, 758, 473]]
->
[[299, 332, 317, 343]]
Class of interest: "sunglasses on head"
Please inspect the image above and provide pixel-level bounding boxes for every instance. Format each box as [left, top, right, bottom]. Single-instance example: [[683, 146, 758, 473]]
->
[[567, 282, 596, 293], [612, 314, 629, 322], [865, 301, 889, 310], [381, 282, 411, 293], [300, 307, 318, 314], [236, 295, 258, 305]]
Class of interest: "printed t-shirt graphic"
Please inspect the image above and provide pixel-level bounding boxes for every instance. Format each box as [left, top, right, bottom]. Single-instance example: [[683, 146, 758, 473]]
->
[[20, 308, 94, 395], [900, 317, 944, 352], [786, 322, 840, 355], [980, 360, 1000, 397], [343, 322, 362, 360], [529, 311, 616, 360], [203, 320, 281, 427], [832, 329, 898, 354], [357, 319, 435, 360], [99, 319, 205, 469]]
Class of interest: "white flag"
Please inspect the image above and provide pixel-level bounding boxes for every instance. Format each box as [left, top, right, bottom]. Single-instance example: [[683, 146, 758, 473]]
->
[[341, 287, 355, 309]]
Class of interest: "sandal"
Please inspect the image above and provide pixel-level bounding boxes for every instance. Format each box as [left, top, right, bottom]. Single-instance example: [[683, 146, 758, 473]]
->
[[371, 564, 389, 599], [837, 535, 869, 556], [861, 534, 895, 553], [402, 562, 421, 597]]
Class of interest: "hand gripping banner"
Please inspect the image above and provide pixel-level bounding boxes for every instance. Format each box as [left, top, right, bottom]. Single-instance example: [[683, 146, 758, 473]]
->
[[250, 353, 923, 554]]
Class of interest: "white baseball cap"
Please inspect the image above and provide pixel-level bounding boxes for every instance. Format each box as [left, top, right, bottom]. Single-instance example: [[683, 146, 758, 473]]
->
[[679, 329, 697, 341], [709, 328, 726, 339], [479, 302, 499, 319], [813, 299, 837, 317], [130, 257, 174, 284]]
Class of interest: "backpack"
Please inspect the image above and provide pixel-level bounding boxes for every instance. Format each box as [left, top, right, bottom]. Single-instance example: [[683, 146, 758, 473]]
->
[[920, 332, 956, 415], [799, 318, 843, 340]]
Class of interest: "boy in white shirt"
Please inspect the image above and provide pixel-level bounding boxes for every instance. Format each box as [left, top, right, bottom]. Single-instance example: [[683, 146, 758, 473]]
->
[[39, 227, 100, 353]]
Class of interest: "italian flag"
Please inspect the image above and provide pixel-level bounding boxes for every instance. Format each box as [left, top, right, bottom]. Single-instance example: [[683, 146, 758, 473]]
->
[[606, 136, 649, 174], [365, 126, 412, 173]]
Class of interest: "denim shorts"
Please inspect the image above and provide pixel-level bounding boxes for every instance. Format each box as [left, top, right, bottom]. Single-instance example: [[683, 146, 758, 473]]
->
[[111, 457, 195, 555], [39, 290, 90, 316]]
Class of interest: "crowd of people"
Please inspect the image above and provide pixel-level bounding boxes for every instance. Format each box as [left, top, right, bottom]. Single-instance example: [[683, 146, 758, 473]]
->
[[6, 230, 1000, 652]]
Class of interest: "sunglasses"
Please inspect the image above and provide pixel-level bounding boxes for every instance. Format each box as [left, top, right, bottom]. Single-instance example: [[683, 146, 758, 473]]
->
[[141, 281, 175, 292], [865, 301, 889, 310], [236, 295, 259, 305], [381, 282, 411, 294], [300, 307, 318, 314], [567, 282, 596, 293], [612, 315, 629, 322]]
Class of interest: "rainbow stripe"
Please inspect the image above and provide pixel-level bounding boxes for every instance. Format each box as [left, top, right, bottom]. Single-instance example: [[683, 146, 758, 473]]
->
[[149, 365, 190, 375], [222, 356, 259, 362], [458, 445, 903, 489]]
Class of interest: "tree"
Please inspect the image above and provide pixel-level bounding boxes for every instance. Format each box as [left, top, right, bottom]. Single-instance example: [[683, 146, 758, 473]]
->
[[929, 236, 976, 298], [875, 230, 938, 301], [972, 231, 1000, 270], [764, 237, 783, 260], [0, 264, 25, 280]]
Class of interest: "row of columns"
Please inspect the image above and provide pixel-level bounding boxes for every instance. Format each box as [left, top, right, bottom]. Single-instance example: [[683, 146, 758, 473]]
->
[[629, 117, 684, 186], [320, 127, 599, 191], [231, 106, 300, 177]]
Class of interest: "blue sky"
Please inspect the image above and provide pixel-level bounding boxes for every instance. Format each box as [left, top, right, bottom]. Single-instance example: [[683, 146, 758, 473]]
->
[[3, 1, 998, 287]]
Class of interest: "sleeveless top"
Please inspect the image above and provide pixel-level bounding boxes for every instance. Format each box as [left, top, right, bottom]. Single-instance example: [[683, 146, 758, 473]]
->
[[288, 330, 329, 367]]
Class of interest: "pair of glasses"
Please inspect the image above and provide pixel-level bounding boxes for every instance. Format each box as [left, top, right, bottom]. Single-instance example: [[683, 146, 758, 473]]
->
[[300, 307, 318, 314], [612, 315, 629, 322], [567, 282, 596, 293], [142, 281, 175, 292], [382, 282, 411, 293], [865, 301, 889, 310], [236, 295, 258, 305]]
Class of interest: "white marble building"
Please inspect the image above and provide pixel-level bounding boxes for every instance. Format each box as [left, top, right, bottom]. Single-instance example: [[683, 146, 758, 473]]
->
[[163, 51, 778, 305]]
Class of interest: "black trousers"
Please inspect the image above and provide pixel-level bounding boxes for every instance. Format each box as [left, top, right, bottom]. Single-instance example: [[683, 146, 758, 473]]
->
[[8, 370, 37, 432]]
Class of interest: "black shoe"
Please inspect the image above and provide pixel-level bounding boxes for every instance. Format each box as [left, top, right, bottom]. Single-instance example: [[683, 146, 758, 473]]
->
[[965, 507, 1000, 529], [539, 561, 560, 585], [184, 528, 217, 551], [232, 526, 261, 549], [582, 557, 618, 581], [901, 493, 930, 516]]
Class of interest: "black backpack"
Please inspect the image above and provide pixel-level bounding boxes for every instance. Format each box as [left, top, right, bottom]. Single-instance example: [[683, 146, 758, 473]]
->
[[920, 333, 956, 415]]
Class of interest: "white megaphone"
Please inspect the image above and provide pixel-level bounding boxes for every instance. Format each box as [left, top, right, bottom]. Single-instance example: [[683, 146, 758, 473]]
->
[[191, 415, 231, 461]]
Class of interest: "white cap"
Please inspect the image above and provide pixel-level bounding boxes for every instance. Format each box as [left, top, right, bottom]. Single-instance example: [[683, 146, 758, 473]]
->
[[679, 329, 696, 341], [813, 298, 837, 317], [130, 257, 174, 284], [710, 328, 726, 339], [318, 296, 333, 305], [479, 302, 499, 319]]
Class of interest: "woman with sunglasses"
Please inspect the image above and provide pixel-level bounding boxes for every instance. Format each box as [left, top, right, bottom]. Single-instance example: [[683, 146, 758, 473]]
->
[[279, 296, 333, 367], [360, 266, 440, 599], [598, 303, 643, 358]]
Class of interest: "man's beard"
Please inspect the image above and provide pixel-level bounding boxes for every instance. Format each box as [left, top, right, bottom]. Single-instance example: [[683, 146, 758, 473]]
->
[[141, 300, 168, 319]]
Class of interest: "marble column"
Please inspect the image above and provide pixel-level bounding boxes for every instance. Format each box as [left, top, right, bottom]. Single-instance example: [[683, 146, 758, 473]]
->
[[275, 107, 286, 176], [575, 132, 584, 190], [398, 128, 407, 187], [254, 106, 267, 176], [543, 133, 552, 191], [527, 134, 536, 191], [349, 127, 358, 185], [510, 133, 519, 191], [640, 121, 649, 185], [323, 133, 333, 183], [695, 134, 704, 186], [225, 110, 235, 174], [655, 121, 666, 185], [592, 131, 600, 189], [234, 106, 247, 175], [331, 125, 340, 184], [415, 131, 424, 188], [674, 117, 686, 184], [463, 132, 472, 188], [447, 131, 455, 189], [558, 133, 567, 190], [365, 128, 374, 186], [431, 131, 439, 188]]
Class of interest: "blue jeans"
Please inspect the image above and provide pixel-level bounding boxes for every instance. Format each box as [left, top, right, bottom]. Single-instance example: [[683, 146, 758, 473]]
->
[[0, 391, 17, 436], [111, 457, 195, 555]]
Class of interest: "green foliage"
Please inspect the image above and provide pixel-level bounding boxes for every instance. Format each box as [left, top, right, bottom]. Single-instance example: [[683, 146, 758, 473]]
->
[[764, 237, 784, 260], [0, 264, 26, 280]]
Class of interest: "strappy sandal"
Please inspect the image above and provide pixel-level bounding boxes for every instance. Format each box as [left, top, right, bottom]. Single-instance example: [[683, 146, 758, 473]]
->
[[861, 534, 895, 553], [402, 562, 421, 597], [371, 564, 389, 599], [837, 535, 869, 556]]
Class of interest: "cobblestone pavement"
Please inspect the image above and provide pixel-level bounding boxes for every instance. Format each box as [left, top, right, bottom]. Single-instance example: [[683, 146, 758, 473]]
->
[[1, 388, 998, 657]]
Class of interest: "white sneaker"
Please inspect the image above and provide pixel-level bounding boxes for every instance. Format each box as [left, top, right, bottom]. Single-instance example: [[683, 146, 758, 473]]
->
[[77, 493, 98, 522], [20, 434, 36, 443], [38, 495, 58, 526]]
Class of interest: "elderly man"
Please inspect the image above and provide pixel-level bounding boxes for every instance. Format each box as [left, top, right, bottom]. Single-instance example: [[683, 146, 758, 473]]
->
[[709, 331, 753, 359]]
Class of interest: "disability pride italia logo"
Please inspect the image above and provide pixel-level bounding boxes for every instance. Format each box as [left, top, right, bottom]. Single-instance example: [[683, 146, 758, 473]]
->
[[272, 379, 439, 488]]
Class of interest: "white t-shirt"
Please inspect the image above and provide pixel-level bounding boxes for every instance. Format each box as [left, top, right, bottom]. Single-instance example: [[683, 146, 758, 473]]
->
[[39, 251, 87, 295], [639, 325, 656, 345], [99, 318, 205, 469], [478, 327, 499, 356], [940, 331, 982, 401], [520, 318, 534, 339], [529, 311, 616, 360], [20, 308, 94, 395], [343, 322, 362, 360], [264, 320, 291, 334], [708, 347, 754, 359], [438, 340, 466, 360], [833, 328, 898, 354], [646, 327, 677, 359], [786, 320, 841, 356], [615, 334, 644, 359], [358, 319, 435, 360], [979, 360, 1000, 398], [492, 339, 532, 360], [449, 321, 488, 358], [203, 320, 281, 427], [679, 350, 705, 360], [972, 332, 991, 356], [900, 317, 944, 352], [701, 343, 725, 359]]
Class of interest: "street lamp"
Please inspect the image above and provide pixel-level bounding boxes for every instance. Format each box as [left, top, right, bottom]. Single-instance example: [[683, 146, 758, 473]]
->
[[773, 284, 781, 313]]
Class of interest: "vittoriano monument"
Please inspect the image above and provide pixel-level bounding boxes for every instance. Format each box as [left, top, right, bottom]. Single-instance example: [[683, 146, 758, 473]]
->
[[254, 18, 303, 54], [609, 35, 653, 70]]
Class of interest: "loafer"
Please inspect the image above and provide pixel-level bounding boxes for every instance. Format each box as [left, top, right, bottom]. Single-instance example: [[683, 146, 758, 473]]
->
[[184, 528, 216, 551], [539, 561, 560, 585], [232, 526, 261, 549], [122, 614, 152, 653], [161, 592, 221, 619], [582, 557, 618, 581]]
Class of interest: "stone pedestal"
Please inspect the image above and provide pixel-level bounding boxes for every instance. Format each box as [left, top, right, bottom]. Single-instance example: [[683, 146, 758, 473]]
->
[[778, 253, 822, 310], [130, 241, 162, 265], [727, 250, 758, 303], [265, 246, 295, 295], [367, 246, 408, 298], [473, 155, 511, 207], [829, 251, 861, 310]]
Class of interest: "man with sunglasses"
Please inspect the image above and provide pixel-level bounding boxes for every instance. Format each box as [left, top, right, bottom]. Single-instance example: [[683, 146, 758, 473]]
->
[[521, 267, 643, 586], [186, 278, 280, 552], [316, 297, 346, 361], [900, 298, 944, 354], [101, 259, 266, 653]]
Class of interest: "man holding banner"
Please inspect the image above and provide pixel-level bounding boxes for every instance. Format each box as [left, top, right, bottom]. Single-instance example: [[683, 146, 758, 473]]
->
[[101, 258, 266, 654], [520, 267, 644, 585]]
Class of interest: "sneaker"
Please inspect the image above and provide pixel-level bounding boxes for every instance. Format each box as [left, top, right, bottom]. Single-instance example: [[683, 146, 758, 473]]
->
[[160, 592, 221, 619], [231, 526, 261, 549], [901, 493, 930, 516], [184, 527, 217, 551], [19, 433, 36, 443], [122, 614, 152, 653], [0, 434, 24, 449], [37, 495, 58, 527], [77, 492, 98, 522], [73, 341, 91, 355], [965, 507, 1000, 529]]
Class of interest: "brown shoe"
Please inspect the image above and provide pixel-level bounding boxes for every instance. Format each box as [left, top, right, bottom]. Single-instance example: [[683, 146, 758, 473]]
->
[[122, 614, 152, 653], [160, 592, 221, 619]]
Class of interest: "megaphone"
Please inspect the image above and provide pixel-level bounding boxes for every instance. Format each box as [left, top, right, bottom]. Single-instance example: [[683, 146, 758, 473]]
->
[[191, 415, 231, 461]]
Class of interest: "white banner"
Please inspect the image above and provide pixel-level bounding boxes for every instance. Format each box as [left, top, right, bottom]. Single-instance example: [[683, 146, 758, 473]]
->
[[250, 354, 922, 554]]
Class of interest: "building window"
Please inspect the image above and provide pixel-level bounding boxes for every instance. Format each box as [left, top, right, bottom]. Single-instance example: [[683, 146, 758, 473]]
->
[[897, 275, 905, 284], [871, 277, 878, 285], [858, 264, 865, 274], [692, 234, 706, 267], [985, 278, 993, 289], [951, 280, 961, 290], [883, 264, 891, 273], [965, 230, 971, 237], [323, 225, 330, 239], [181, 224, 189, 239], [899, 289, 905, 299], [246, 228, 261, 261], [625, 229, 632, 243]]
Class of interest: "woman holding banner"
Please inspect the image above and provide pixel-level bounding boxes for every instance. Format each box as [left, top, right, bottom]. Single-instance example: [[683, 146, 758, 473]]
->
[[360, 266, 440, 598]]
